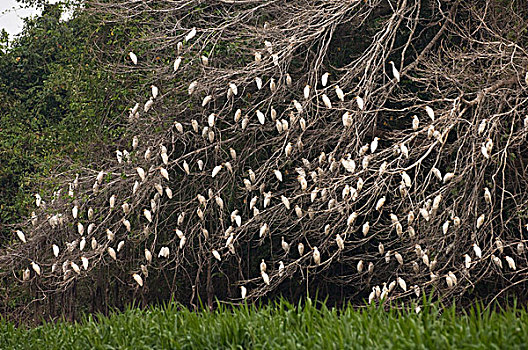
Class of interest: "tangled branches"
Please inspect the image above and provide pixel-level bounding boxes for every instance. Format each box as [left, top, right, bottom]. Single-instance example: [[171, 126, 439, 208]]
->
[[2, 0, 528, 319]]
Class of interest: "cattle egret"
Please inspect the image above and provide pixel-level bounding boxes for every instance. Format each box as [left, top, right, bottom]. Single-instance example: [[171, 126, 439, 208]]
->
[[106, 229, 115, 241], [293, 99, 303, 114], [16, 230, 26, 243], [211, 165, 222, 178], [342, 112, 353, 127], [72, 205, 79, 219], [298, 243, 305, 256], [30, 262, 41, 276], [395, 252, 403, 265], [375, 197, 386, 211], [464, 254, 471, 269], [330, 234, 344, 252], [69, 261, 80, 274], [357, 260, 364, 273], [269, 78, 277, 93], [334, 85, 345, 101], [352, 96, 364, 111], [425, 106, 435, 121], [303, 85, 310, 100], [492, 255, 502, 269], [259, 259, 267, 273], [321, 72, 329, 87], [473, 243, 482, 258], [188, 81, 198, 96], [272, 53, 279, 66], [151, 85, 159, 99], [144, 98, 154, 113], [294, 205, 303, 218], [212, 250, 221, 261], [91, 237, 97, 250], [362, 222, 370, 236], [79, 237, 86, 251], [388, 61, 400, 82], [505, 256, 516, 270], [476, 214, 485, 229], [484, 187, 492, 205], [313, 247, 321, 265], [443, 172, 454, 183], [322, 94, 332, 108], [158, 246, 170, 258], [259, 223, 269, 237], [256, 110, 265, 125], [132, 273, 143, 287], [117, 240, 125, 253], [254, 51, 262, 62], [397, 277, 407, 291], [261, 271, 270, 285], [274, 169, 283, 182], [264, 40, 273, 54], [241, 286, 247, 299], [129, 51, 138, 65], [144, 209, 153, 223], [185, 27, 197, 42], [370, 137, 379, 153]]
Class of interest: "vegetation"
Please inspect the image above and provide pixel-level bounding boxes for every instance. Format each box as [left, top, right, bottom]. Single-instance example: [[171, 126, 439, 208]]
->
[[2, 0, 528, 324], [1, 299, 528, 349]]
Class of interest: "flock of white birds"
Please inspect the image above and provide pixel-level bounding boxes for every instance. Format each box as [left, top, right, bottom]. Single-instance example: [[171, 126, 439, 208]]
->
[[13, 23, 528, 306]]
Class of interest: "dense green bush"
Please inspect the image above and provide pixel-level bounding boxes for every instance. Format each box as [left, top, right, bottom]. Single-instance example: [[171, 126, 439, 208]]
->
[[1, 299, 527, 349]]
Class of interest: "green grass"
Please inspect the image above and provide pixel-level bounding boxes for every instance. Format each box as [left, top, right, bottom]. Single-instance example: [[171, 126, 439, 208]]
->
[[1, 299, 527, 349]]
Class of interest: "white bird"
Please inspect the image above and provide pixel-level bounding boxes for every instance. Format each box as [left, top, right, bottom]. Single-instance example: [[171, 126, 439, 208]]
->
[[412, 115, 419, 130], [335, 85, 344, 102], [91, 237, 98, 250], [375, 197, 386, 211], [281, 237, 290, 253], [79, 237, 86, 251], [303, 85, 310, 100], [298, 242, 305, 256], [342, 112, 352, 127], [370, 137, 379, 153], [272, 53, 279, 66], [281, 195, 290, 210], [419, 208, 430, 222], [158, 246, 170, 258], [443, 172, 454, 183], [293, 100, 303, 114], [144, 98, 154, 113], [254, 51, 262, 63], [212, 165, 223, 178], [53, 244, 60, 257], [240, 286, 247, 299], [151, 85, 159, 99], [492, 255, 502, 269], [144, 209, 153, 223], [129, 51, 137, 65], [30, 261, 41, 276], [484, 187, 492, 205], [397, 277, 407, 291], [505, 256, 516, 270], [259, 223, 269, 237], [473, 243, 482, 259], [322, 94, 332, 109], [202, 95, 212, 107], [264, 40, 273, 54], [274, 169, 283, 182], [261, 271, 270, 285], [70, 261, 81, 274], [395, 252, 404, 265], [260, 259, 267, 273], [313, 247, 321, 265], [332, 234, 344, 250], [355, 96, 364, 110], [108, 247, 117, 261], [132, 273, 143, 287], [476, 214, 485, 229], [362, 222, 370, 236], [212, 250, 221, 261], [81, 256, 89, 270], [285, 73, 292, 87], [16, 230, 26, 243], [117, 240, 125, 252], [185, 27, 197, 42], [425, 106, 435, 121], [257, 110, 265, 124], [188, 81, 198, 95], [389, 61, 400, 82], [357, 260, 364, 273], [201, 55, 209, 66], [321, 72, 329, 87]]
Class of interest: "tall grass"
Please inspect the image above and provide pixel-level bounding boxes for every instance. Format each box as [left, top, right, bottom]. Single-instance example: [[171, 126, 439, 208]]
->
[[1, 299, 527, 349]]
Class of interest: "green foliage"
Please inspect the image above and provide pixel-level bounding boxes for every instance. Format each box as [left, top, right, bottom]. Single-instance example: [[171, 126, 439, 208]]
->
[[0, 2, 132, 236], [1, 299, 527, 349]]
